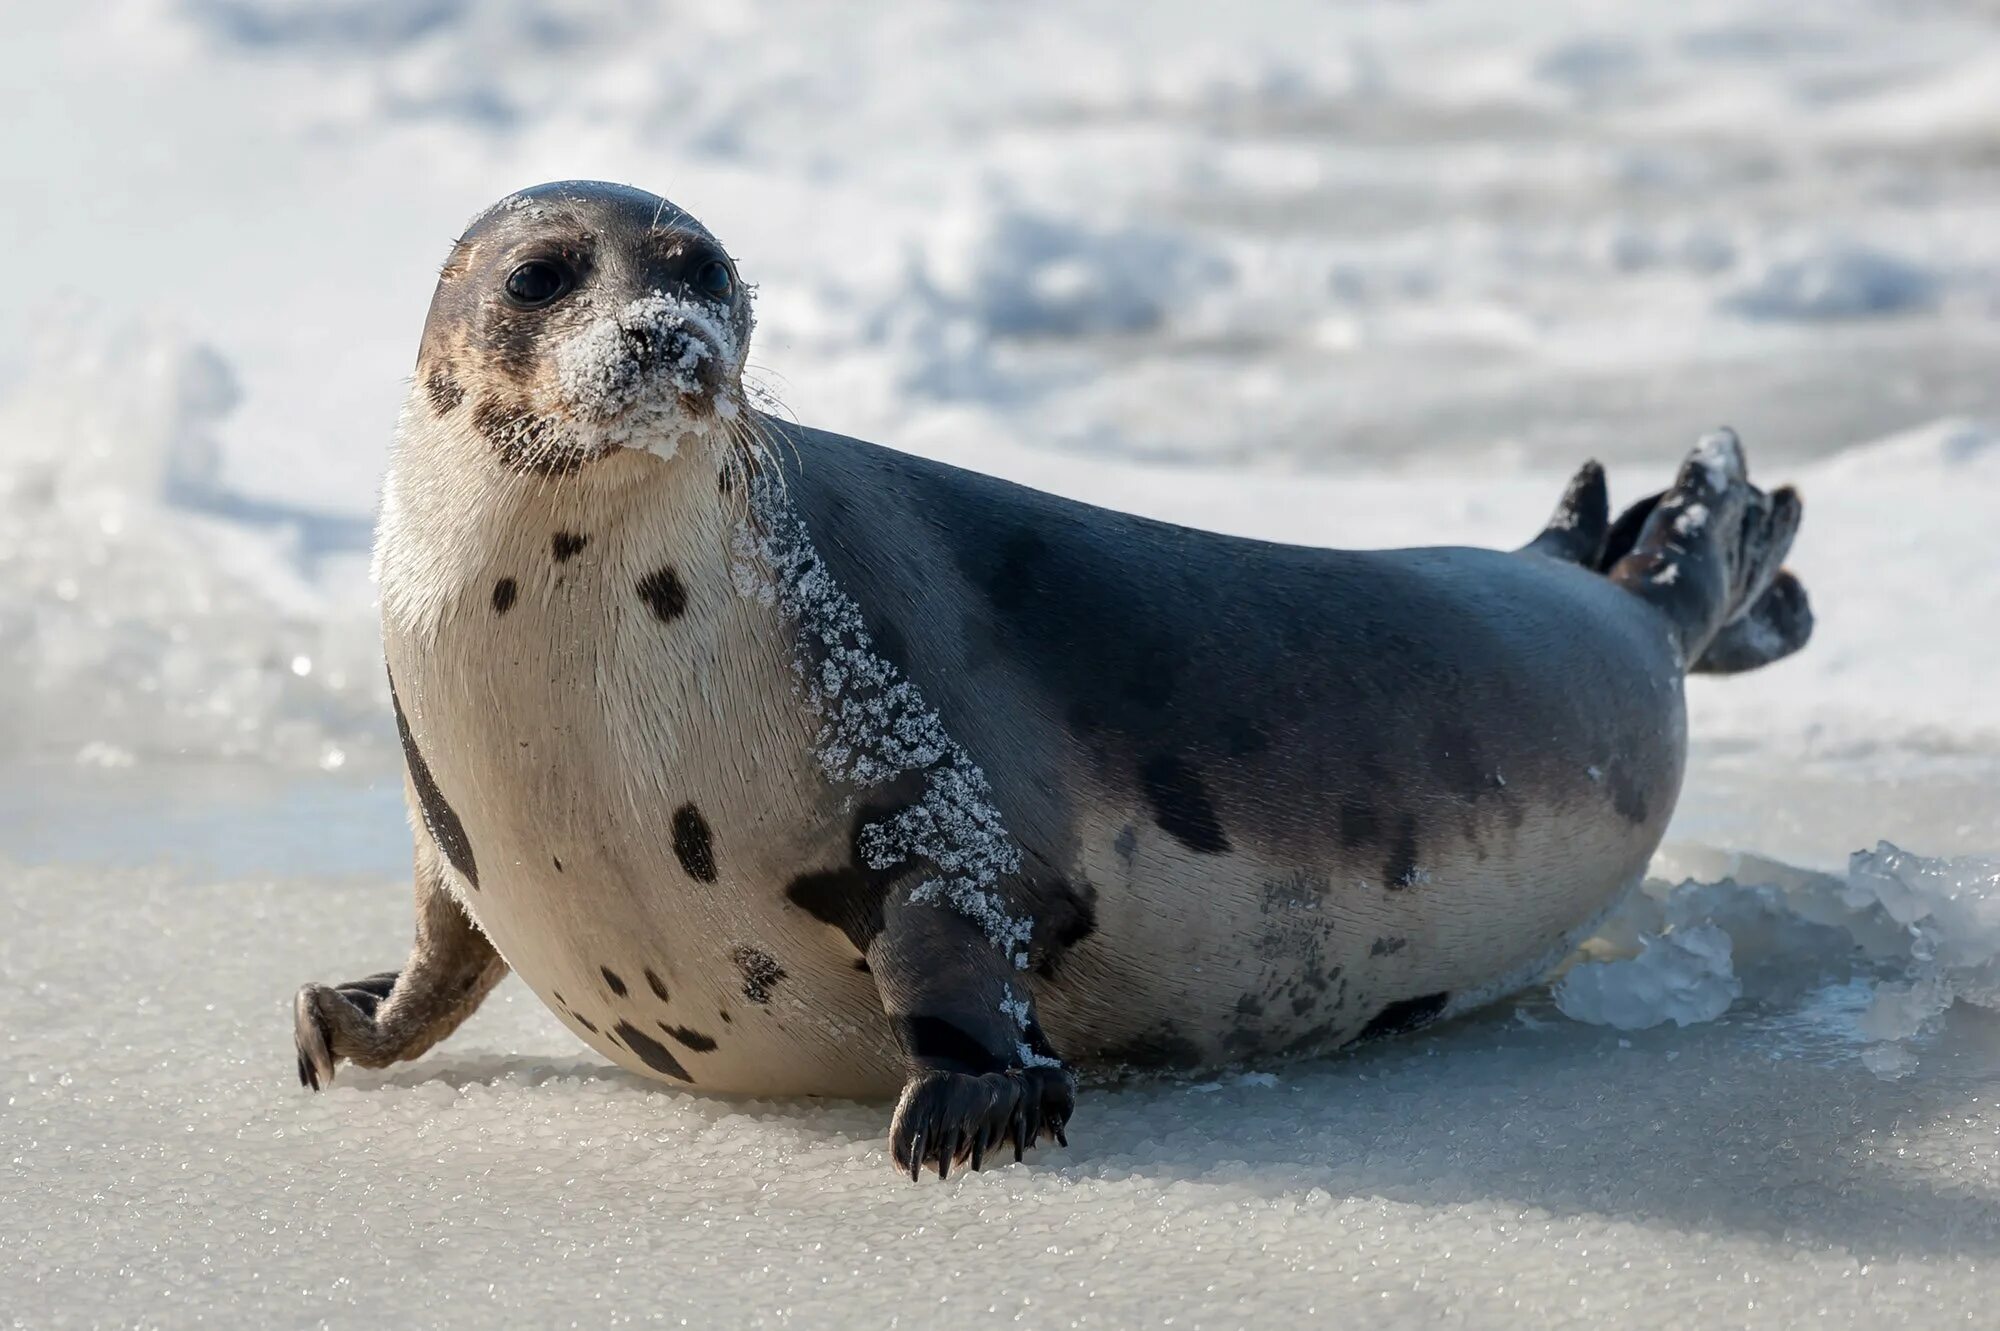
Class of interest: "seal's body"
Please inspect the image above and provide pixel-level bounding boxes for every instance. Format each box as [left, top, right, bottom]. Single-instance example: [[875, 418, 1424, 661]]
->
[[296, 182, 1809, 1178]]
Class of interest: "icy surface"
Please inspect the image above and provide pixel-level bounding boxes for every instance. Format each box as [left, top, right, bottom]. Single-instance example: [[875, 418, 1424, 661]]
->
[[1556, 925, 1742, 1030], [3, 0, 2000, 1325], [11, 854, 2000, 1328]]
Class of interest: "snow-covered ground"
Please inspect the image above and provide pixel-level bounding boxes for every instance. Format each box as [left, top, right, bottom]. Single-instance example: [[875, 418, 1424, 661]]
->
[[3, 1, 1999, 1325]]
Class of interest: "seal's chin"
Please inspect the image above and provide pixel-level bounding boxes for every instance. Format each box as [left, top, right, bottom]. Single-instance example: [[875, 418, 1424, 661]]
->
[[556, 295, 745, 462]]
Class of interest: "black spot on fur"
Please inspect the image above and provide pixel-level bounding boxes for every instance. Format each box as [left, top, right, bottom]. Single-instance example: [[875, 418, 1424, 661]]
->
[[612, 1020, 691, 1081], [671, 804, 717, 882], [552, 855, 564, 872], [731, 947, 786, 1004], [1032, 880, 1098, 979], [1357, 992, 1450, 1043], [785, 867, 886, 952], [425, 369, 464, 414], [1370, 937, 1408, 957], [573, 1012, 600, 1034], [1139, 754, 1231, 855], [636, 566, 688, 623], [782, 791, 920, 951], [600, 967, 627, 997], [719, 1009, 733, 1023], [1606, 761, 1650, 825], [551, 531, 589, 562], [898, 1015, 1005, 1075], [552, 991, 565, 1006], [852, 958, 871, 973], [983, 529, 1047, 613], [645, 968, 671, 1003], [1383, 814, 1423, 889], [388, 671, 478, 890], [1235, 994, 1265, 1018], [661, 1023, 718, 1053], [491, 577, 518, 615]]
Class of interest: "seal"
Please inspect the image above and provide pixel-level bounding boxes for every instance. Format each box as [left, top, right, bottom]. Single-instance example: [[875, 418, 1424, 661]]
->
[[294, 181, 1811, 1180]]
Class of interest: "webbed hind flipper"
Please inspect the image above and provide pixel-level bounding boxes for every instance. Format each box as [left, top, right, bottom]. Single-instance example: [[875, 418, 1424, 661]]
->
[[1689, 568, 1812, 674], [1608, 429, 1805, 668], [1522, 460, 1610, 566]]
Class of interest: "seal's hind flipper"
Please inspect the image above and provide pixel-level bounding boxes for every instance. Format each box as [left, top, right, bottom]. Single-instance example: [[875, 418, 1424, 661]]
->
[[1608, 429, 1805, 668], [1689, 568, 1812, 674], [1598, 489, 1664, 573], [1523, 460, 1610, 566]]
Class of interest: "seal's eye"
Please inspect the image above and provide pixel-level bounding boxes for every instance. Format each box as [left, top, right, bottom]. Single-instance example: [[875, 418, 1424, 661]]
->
[[693, 258, 734, 302], [504, 260, 570, 307]]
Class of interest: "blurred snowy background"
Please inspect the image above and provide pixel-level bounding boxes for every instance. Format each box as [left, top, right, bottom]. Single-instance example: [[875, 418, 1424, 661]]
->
[[3, 1, 1999, 1326]]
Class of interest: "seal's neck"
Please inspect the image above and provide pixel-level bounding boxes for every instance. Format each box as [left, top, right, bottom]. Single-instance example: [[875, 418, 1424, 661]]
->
[[375, 393, 738, 643]]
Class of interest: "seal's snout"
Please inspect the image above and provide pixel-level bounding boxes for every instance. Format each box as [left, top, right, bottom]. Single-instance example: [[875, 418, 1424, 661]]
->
[[553, 293, 743, 453]]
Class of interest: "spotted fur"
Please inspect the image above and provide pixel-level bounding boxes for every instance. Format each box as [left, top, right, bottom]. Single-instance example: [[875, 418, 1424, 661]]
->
[[305, 182, 1805, 1182]]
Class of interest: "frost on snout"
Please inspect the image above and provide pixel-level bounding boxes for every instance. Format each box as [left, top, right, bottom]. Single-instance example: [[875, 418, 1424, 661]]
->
[[553, 294, 743, 457]]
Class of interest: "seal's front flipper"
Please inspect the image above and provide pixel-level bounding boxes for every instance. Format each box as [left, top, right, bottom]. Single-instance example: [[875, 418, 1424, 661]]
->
[[1522, 460, 1610, 566], [1608, 429, 1805, 668], [292, 846, 506, 1090], [870, 898, 1075, 1180]]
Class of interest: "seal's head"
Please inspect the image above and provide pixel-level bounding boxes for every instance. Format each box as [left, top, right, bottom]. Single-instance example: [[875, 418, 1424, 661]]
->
[[414, 181, 754, 475]]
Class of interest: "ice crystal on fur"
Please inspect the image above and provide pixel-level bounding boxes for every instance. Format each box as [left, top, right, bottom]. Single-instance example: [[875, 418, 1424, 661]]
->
[[553, 294, 741, 455], [734, 474, 1034, 965]]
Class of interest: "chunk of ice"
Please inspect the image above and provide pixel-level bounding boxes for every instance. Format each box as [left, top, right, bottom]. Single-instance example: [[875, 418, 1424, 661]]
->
[[1554, 924, 1742, 1030]]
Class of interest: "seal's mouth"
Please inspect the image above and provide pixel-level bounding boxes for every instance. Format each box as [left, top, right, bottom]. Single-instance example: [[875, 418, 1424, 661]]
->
[[552, 293, 744, 458]]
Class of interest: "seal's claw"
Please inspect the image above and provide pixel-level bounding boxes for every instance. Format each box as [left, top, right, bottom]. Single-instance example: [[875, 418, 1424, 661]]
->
[[889, 1066, 1076, 1181], [292, 985, 339, 1092]]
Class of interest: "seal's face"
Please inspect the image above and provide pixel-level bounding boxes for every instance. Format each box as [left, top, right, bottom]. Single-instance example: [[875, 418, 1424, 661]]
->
[[415, 181, 755, 474]]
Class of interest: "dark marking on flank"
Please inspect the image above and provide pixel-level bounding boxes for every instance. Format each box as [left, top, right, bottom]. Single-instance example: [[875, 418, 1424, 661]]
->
[[671, 804, 717, 882], [636, 566, 688, 623], [718, 1009, 733, 1023], [898, 1015, 1005, 1075], [388, 671, 478, 890], [1032, 880, 1098, 979], [1113, 823, 1138, 866], [425, 369, 464, 414], [785, 867, 886, 953], [1606, 761, 1650, 825], [1370, 937, 1408, 957], [552, 855, 564, 872], [645, 968, 671, 1003], [491, 577, 518, 615], [1357, 992, 1450, 1043], [983, 528, 1047, 613], [661, 1024, 718, 1053], [612, 1020, 691, 1081], [573, 1012, 600, 1034], [600, 966, 628, 998], [1139, 753, 1231, 855], [1383, 814, 1423, 889], [552, 531, 589, 562], [732, 947, 787, 1004]]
